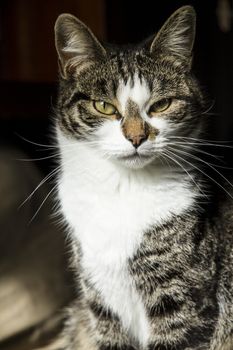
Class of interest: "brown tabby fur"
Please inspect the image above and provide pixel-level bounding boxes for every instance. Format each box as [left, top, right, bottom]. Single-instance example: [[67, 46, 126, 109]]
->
[[42, 6, 233, 350]]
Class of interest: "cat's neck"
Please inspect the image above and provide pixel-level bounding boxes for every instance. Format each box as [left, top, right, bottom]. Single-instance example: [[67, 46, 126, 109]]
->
[[58, 130, 201, 266]]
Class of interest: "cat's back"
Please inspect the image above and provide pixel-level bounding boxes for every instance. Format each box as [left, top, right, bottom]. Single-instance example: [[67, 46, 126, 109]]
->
[[206, 185, 233, 349]]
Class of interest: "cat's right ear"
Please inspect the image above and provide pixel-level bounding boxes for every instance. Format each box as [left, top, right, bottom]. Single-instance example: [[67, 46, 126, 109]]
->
[[55, 14, 106, 79]]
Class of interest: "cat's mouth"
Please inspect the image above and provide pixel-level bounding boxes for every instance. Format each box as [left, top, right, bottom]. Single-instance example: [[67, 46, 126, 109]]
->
[[119, 152, 152, 161], [116, 152, 155, 168]]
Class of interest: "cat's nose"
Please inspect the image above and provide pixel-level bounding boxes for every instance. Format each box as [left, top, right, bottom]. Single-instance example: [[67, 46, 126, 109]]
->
[[126, 134, 148, 148], [121, 117, 149, 148]]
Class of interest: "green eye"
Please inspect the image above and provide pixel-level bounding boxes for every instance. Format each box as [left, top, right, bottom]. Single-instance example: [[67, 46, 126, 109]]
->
[[93, 101, 117, 115], [149, 98, 172, 115]]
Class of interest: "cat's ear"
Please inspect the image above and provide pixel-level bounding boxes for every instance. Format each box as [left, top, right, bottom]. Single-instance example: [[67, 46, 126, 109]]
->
[[150, 6, 196, 67], [55, 14, 106, 79]]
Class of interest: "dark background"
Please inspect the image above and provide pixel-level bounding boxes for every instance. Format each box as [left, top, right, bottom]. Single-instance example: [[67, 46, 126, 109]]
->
[[0, 0, 232, 348]]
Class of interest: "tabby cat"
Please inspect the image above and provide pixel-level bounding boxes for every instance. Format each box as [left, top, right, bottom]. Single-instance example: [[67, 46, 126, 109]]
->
[[53, 6, 233, 350]]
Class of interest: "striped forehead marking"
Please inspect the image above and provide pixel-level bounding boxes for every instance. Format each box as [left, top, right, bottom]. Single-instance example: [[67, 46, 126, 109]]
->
[[117, 75, 151, 114]]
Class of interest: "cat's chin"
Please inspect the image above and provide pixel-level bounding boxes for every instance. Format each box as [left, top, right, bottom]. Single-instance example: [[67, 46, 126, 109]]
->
[[116, 153, 155, 169]]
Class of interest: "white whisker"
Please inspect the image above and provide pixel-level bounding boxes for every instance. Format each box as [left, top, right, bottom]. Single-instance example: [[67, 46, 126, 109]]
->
[[168, 135, 233, 145], [15, 133, 57, 149], [29, 185, 57, 224], [18, 166, 61, 210], [168, 146, 233, 189], [16, 153, 60, 162], [167, 142, 224, 162], [166, 147, 233, 200], [162, 150, 206, 197]]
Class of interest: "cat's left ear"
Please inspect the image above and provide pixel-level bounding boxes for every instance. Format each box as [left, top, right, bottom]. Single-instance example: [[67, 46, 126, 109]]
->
[[55, 14, 106, 79], [150, 6, 196, 68]]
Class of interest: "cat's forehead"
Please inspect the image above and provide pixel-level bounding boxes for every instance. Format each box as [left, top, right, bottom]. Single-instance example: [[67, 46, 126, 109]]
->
[[76, 50, 187, 109], [116, 74, 151, 113]]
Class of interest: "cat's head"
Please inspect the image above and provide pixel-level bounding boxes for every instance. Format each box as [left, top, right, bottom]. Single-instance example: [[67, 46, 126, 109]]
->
[[55, 6, 205, 169]]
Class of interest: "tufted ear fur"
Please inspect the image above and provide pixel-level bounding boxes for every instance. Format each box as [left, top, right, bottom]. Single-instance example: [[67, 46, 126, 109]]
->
[[55, 14, 106, 79], [150, 6, 196, 67]]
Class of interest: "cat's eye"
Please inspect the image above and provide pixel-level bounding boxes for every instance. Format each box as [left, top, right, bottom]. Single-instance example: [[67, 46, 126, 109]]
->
[[93, 101, 117, 115], [149, 98, 172, 115]]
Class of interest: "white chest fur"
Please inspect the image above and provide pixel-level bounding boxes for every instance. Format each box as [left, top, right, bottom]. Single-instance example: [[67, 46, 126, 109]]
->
[[57, 134, 196, 347]]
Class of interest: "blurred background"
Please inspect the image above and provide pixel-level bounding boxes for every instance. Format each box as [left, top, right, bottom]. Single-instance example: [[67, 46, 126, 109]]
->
[[0, 0, 232, 349]]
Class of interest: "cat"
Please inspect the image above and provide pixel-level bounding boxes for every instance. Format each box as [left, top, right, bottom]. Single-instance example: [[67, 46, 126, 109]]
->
[[51, 5, 233, 350]]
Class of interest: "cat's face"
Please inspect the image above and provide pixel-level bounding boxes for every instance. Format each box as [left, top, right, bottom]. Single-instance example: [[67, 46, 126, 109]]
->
[[55, 6, 204, 169]]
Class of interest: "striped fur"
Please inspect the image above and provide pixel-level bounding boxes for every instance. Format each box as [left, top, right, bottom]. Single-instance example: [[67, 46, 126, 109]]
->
[[53, 6, 233, 350]]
